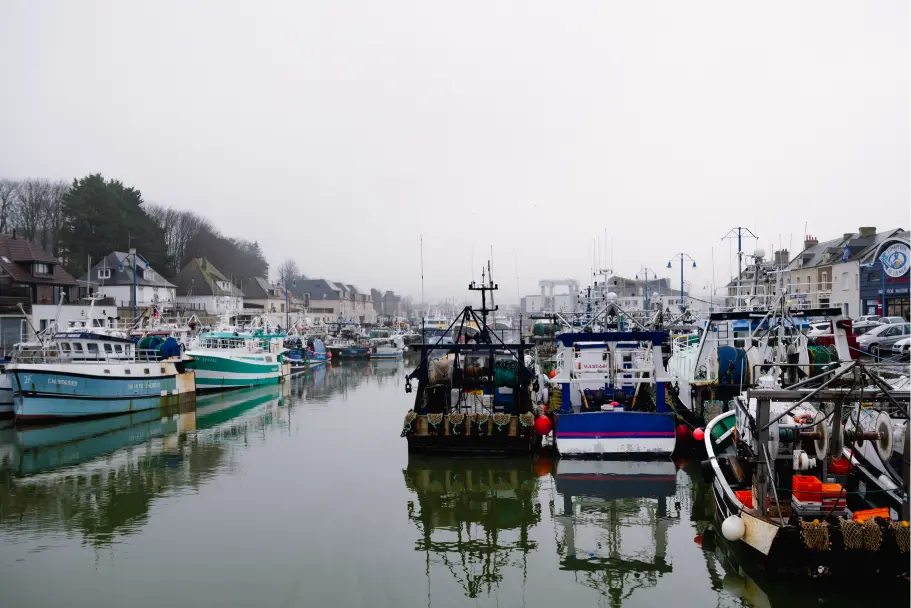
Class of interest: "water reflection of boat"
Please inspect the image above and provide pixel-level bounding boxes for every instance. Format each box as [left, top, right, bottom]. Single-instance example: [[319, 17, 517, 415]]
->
[[403, 457, 541, 599], [553, 459, 678, 603], [194, 383, 288, 430], [0, 396, 196, 476], [555, 459, 678, 500]]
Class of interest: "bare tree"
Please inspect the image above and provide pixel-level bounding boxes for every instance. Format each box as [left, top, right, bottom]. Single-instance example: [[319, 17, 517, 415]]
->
[[278, 258, 300, 283], [0, 179, 18, 232], [39, 180, 67, 254], [12, 178, 50, 242], [146, 203, 214, 274]]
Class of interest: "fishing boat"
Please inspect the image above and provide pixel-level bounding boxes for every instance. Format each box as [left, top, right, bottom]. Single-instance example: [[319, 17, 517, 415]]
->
[[667, 304, 855, 428], [369, 334, 404, 359], [703, 357, 910, 578], [546, 329, 677, 457], [325, 337, 369, 360], [8, 327, 195, 421], [186, 329, 288, 391], [402, 265, 542, 455]]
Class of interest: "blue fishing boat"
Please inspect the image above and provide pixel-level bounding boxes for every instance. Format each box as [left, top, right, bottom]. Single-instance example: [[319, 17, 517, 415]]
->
[[283, 336, 310, 374], [9, 329, 196, 421], [307, 338, 329, 367], [326, 337, 369, 360], [547, 330, 676, 458]]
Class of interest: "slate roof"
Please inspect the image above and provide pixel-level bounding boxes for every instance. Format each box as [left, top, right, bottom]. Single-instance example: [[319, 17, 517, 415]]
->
[[789, 228, 906, 270], [0, 233, 78, 286], [173, 258, 245, 297], [292, 279, 341, 301], [79, 251, 175, 288]]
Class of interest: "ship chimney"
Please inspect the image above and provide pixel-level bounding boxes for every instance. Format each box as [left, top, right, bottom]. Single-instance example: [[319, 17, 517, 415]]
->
[[858, 226, 876, 238]]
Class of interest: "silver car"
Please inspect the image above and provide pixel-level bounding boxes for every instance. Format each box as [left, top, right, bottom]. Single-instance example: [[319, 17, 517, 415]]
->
[[892, 337, 910, 360], [856, 322, 911, 358]]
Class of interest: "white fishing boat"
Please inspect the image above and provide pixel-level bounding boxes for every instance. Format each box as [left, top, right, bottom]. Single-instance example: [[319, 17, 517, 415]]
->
[[369, 335, 405, 359]]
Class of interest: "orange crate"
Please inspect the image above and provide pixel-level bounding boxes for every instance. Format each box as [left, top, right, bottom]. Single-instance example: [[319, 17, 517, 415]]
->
[[853, 507, 889, 523], [792, 475, 822, 502]]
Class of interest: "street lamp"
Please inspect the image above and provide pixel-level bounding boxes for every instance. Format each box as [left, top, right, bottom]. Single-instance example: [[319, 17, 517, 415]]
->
[[667, 253, 697, 311]]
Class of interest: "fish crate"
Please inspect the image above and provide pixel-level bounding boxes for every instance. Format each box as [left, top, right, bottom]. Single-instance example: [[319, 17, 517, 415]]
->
[[791, 475, 822, 502]]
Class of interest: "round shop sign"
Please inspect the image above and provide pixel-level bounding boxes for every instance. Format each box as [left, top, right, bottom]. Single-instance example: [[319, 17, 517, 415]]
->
[[880, 243, 910, 278]]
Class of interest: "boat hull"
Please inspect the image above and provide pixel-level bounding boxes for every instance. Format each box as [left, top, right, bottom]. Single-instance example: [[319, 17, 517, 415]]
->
[[554, 410, 676, 457], [328, 346, 369, 359], [10, 363, 195, 421], [188, 353, 282, 390]]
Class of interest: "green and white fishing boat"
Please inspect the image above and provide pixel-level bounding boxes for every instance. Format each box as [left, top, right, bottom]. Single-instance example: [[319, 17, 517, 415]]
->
[[186, 311, 290, 391]]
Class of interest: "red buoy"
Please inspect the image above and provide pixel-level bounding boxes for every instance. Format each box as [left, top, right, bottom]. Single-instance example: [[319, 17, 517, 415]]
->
[[534, 415, 553, 436], [675, 424, 691, 440], [693, 427, 705, 442]]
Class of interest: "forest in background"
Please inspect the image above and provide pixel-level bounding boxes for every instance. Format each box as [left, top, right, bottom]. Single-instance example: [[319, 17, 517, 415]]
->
[[0, 174, 269, 280]]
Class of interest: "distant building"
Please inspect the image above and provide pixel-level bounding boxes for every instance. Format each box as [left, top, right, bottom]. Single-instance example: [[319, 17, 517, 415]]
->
[[521, 279, 580, 315], [786, 227, 904, 315], [289, 280, 376, 324], [79, 251, 176, 313], [173, 258, 244, 313]]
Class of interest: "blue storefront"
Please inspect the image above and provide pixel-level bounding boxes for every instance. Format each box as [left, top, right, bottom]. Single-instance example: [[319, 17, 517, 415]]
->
[[860, 239, 910, 319]]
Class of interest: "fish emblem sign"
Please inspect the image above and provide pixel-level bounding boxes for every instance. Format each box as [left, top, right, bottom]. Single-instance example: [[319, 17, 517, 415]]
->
[[880, 243, 910, 278]]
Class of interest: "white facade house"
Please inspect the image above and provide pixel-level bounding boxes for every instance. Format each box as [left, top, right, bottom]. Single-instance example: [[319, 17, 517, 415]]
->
[[79, 251, 176, 314], [173, 258, 244, 314]]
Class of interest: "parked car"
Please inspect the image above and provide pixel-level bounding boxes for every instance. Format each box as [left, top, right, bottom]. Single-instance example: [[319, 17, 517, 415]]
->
[[852, 321, 882, 336], [855, 315, 881, 324], [807, 321, 832, 338], [892, 337, 910, 360], [879, 316, 907, 325], [856, 322, 911, 358]]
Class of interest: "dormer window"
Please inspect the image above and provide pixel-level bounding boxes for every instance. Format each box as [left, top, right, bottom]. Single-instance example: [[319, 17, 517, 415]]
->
[[98, 268, 111, 280], [33, 262, 51, 275]]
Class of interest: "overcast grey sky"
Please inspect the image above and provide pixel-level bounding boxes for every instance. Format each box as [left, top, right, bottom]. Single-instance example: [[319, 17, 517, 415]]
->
[[1, 1, 908, 302]]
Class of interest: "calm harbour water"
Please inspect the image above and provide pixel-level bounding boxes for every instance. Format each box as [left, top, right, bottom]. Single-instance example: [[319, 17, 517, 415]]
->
[[0, 358, 907, 608]]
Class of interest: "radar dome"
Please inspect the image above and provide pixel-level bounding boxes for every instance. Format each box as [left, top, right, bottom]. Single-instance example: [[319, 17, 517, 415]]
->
[[606, 292, 618, 302], [753, 247, 765, 259]]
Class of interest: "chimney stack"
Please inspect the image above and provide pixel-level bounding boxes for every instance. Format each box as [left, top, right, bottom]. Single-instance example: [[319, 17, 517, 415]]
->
[[858, 226, 876, 238], [804, 235, 818, 250]]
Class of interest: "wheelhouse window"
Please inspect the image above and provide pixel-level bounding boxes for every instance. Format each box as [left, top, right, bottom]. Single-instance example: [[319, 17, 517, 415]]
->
[[104, 343, 113, 353], [72, 343, 84, 352], [87, 343, 99, 354], [114, 344, 123, 354], [60, 343, 71, 352]]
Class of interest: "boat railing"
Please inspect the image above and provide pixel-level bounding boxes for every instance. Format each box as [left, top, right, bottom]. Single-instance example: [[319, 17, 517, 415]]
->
[[11, 348, 172, 365]]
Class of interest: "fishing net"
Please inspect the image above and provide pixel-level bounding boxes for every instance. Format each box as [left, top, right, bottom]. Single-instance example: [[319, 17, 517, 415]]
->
[[429, 359, 454, 385], [448, 412, 465, 435], [800, 520, 831, 551], [548, 385, 563, 411], [493, 413, 511, 431], [890, 521, 910, 553], [401, 410, 417, 436], [838, 518, 885, 551]]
